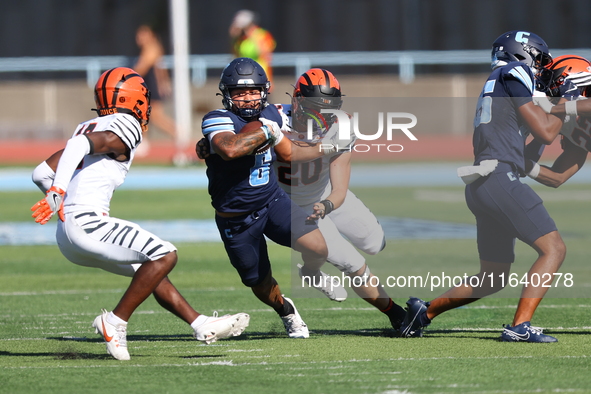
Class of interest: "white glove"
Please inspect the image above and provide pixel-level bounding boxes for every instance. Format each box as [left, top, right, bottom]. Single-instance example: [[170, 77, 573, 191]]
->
[[532, 95, 553, 114], [260, 118, 284, 145]]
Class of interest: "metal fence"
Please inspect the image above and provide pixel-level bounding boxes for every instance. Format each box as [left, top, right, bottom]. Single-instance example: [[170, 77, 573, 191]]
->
[[2, 49, 591, 87]]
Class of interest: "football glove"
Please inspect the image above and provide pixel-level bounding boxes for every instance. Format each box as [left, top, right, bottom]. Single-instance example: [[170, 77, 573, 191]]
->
[[260, 118, 284, 145], [31, 186, 65, 225], [555, 79, 579, 99], [195, 137, 210, 160]]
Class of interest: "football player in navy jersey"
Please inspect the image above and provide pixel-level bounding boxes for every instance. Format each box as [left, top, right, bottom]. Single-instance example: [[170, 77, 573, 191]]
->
[[201, 58, 340, 339], [400, 31, 570, 342]]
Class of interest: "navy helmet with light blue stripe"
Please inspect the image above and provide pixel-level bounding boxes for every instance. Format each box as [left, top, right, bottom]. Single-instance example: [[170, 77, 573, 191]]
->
[[491, 30, 552, 72], [219, 57, 270, 119]]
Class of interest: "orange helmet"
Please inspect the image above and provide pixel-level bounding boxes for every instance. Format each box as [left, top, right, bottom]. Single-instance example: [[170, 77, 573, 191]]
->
[[292, 69, 342, 141], [93, 67, 151, 127], [293, 68, 342, 107], [545, 55, 591, 97]]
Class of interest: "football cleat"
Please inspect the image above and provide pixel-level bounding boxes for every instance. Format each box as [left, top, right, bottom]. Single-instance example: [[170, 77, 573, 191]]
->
[[281, 296, 309, 339], [193, 312, 251, 344], [92, 309, 130, 361], [385, 303, 408, 331], [501, 321, 557, 343], [297, 264, 347, 302], [399, 297, 430, 338]]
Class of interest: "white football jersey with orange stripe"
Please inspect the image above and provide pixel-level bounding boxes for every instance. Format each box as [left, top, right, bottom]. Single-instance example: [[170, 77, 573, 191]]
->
[[62, 113, 142, 215], [272, 104, 338, 206]]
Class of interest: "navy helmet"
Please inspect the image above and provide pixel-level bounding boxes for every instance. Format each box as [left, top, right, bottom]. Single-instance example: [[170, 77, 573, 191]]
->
[[219, 57, 270, 119], [491, 30, 552, 71]]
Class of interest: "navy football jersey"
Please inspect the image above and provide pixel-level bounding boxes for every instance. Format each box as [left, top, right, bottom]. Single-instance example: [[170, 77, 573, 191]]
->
[[202, 104, 284, 213], [472, 61, 534, 174]]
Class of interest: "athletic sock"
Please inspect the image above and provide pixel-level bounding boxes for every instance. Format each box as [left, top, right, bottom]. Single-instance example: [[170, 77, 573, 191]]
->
[[380, 299, 407, 328], [190, 315, 209, 330], [107, 311, 127, 326], [274, 297, 295, 317]]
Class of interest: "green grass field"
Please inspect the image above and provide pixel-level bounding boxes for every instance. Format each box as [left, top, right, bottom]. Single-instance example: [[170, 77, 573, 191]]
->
[[1, 184, 591, 393]]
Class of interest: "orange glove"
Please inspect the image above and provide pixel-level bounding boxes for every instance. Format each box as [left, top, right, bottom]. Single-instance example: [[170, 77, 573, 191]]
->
[[31, 186, 66, 224]]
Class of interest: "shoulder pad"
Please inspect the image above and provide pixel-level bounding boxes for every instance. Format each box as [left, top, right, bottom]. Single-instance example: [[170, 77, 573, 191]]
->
[[503, 63, 534, 95]]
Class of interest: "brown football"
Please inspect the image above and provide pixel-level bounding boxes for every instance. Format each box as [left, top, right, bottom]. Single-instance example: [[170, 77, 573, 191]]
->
[[238, 120, 270, 154]]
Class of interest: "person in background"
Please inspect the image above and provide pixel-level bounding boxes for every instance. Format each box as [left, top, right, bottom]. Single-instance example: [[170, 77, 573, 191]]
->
[[133, 24, 178, 157], [229, 10, 276, 89]]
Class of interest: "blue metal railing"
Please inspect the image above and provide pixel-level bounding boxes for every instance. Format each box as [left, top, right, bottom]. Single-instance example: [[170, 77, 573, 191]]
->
[[2, 49, 591, 87]]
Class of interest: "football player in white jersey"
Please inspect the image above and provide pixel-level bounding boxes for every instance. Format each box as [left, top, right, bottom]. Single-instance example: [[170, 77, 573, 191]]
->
[[30, 67, 249, 360], [528, 55, 591, 186], [272, 69, 407, 331]]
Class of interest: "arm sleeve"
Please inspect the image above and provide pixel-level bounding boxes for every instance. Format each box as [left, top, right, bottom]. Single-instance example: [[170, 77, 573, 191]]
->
[[51, 135, 92, 191], [31, 161, 55, 193]]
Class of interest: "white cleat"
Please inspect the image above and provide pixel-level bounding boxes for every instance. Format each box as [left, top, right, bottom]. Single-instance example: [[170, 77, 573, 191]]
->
[[298, 264, 347, 302], [281, 296, 309, 339], [193, 312, 250, 344], [92, 309, 130, 361]]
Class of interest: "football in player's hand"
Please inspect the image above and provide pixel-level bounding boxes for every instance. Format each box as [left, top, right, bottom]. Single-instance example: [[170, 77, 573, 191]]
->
[[238, 120, 270, 154]]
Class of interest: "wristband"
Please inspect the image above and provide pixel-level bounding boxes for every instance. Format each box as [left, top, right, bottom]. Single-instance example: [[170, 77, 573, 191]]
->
[[320, 199, 334, 215], [565, 100, 578, 117], [527, 161, 541, 180], [261, 125, 272, 140]]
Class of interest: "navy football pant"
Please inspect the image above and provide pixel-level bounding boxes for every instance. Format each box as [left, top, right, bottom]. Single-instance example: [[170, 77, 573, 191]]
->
[[215, 190, 318, 286], [465, 162, 557, 264]]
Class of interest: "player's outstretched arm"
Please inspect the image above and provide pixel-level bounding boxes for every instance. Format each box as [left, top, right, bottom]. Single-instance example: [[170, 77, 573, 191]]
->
[[306, 152, 351, 222], [325, 152, 351, 209], [551, 98, 591, 117], [530, 138, 587, 188], [273, 133, 292, 162]]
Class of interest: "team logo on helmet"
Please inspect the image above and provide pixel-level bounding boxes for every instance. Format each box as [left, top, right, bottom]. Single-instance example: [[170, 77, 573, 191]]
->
[[491, 30, 552, 72], [93, 67, 151, 128]]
